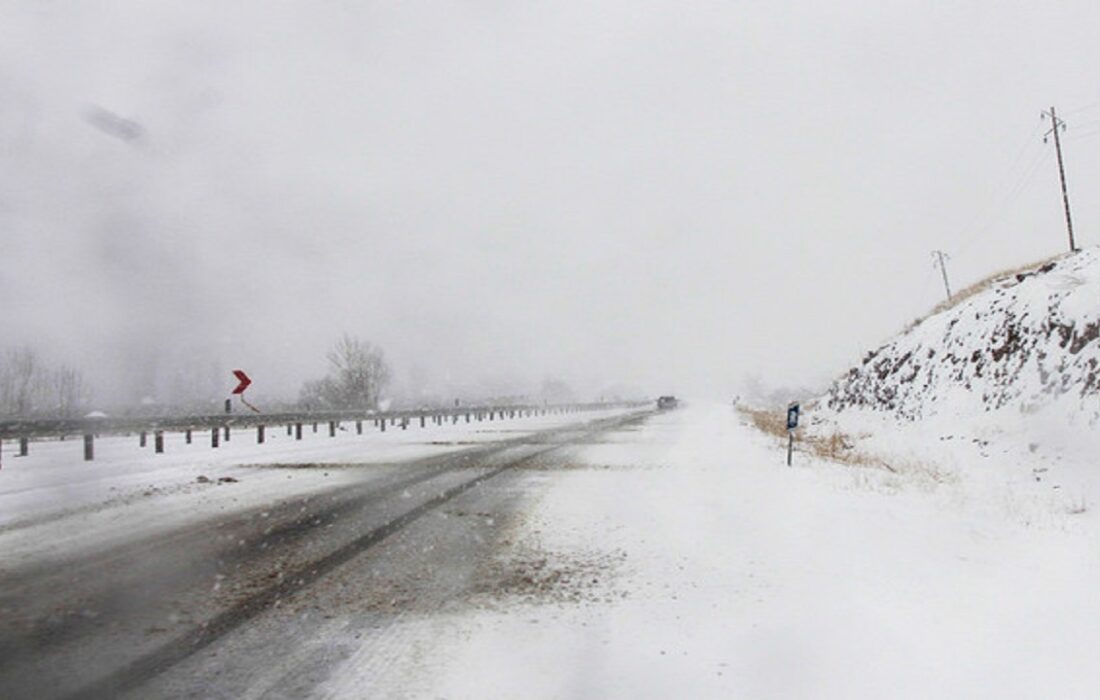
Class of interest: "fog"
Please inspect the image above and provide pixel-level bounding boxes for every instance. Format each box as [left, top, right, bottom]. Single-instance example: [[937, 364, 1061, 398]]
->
[[2, 2, 1099, 408]]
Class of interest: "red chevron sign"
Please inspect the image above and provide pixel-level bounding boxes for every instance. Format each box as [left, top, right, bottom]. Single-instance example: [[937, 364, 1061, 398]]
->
[[231, 370, 252, 395]]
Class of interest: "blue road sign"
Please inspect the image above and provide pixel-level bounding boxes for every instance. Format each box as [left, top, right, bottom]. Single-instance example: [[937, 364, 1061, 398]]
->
[[787, 402, 800, 431]]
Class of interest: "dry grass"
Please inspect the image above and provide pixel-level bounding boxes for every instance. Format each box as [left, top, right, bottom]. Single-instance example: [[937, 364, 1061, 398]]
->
[[739, 405, 880, 467], [739, 404, 788, 439], [903, 251, 1069, 333], [802, 432, 897, 472]]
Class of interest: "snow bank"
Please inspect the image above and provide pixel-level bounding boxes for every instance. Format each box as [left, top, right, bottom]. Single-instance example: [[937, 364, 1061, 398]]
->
[[806, 246, 1100, 516], [827, 247, 1100, 423]]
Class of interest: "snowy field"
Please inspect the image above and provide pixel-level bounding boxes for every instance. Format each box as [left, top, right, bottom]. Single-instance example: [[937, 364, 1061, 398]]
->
[[322, 402, 1100, 699]]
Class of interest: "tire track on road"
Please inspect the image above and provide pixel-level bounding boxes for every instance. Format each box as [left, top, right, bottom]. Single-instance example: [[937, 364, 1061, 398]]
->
[[62, 411, 651, 700]]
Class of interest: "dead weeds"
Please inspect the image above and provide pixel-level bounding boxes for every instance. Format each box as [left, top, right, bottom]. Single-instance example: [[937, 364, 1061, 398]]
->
[[738, 405, 954, 487]]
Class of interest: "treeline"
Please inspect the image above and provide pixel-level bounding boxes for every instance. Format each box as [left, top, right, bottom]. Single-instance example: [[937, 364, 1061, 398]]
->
[[0, 334, 587, 418], [0, 348, 90, 418], [299, 334, 391, 410]]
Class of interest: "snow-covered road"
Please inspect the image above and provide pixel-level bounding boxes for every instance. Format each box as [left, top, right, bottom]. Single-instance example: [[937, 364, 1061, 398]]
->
[[2, 403, 1098, 699], [323, 403, 1100, 699], [0, 409, 645, 698]]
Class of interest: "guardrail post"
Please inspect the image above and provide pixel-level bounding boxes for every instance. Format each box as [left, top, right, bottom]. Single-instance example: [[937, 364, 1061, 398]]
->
[[257, 425, 266, 444], [401, 417, 408, 430], [211, 427, 220, 448], [185, 429, 192, 444], [139, 431, 147, 448], [83, 434, 94, 461], [287, 424, 293, 436], [224, 425, 230, 442], [356, 420, 363, 435], [453, 414, 458, 424], [329, 421, 336, 437], [19, 437, 28, 456], [312, 422, 318, 433], [380, 417, 386, 432], [420, 414, 426, 428], [295, 423, 303, 440], [154, 431, 164, 454], [465, 412, 470, 423]]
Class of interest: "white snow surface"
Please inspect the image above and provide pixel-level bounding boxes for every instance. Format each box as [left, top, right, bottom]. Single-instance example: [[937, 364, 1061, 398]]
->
[[813, 245, 1100, 527], [826, 246, 1100, 423], [319, 403, 1100, 699]]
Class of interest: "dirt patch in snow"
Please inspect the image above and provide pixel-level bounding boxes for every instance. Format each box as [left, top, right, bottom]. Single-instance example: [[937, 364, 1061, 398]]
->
[[243, 462, 387, 470], [470, 540, 628, 609], [513, 453, 657, 471]]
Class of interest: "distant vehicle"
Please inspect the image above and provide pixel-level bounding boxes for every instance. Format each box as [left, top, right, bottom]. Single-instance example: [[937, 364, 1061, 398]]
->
[[657, 396, 679, 410]]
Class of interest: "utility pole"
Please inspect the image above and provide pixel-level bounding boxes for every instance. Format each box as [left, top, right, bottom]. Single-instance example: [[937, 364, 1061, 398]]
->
[[1042, 106, 1077, 252], [932, 250, 952, 301]]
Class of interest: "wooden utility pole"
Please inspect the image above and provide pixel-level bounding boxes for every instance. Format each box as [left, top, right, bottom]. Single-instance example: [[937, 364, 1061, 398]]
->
[[932, 250, 952, 301], [1042, 107, 1077, 252]]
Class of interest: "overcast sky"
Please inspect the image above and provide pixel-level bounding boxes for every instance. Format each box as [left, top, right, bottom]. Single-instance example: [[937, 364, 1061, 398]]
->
[[2, 1, 1099, 405]]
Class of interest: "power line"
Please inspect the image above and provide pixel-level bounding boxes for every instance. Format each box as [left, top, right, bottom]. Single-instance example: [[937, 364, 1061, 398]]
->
[[1069, 116, 1100, 131], [1042, 106, 1077, 252], [1065, 127, 1100, 142], [956, 145, 1047, 257], [953, 130, 1043, 256], [932, 250, 952, 301], [1062, 100, 1100, 117]]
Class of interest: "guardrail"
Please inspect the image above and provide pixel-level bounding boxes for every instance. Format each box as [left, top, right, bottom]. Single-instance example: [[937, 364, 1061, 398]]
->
[[0, 401, 651, 464]]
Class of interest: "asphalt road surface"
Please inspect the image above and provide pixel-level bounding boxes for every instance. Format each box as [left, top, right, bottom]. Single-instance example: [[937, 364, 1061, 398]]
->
[[0, 410, 651, 699]]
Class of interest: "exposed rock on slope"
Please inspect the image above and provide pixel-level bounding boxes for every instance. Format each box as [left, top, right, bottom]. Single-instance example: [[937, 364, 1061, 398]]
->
[[826, 248, 1100, 422]]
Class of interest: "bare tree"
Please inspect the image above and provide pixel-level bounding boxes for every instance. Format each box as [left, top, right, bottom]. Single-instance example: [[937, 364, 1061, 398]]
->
[[0, 348, 45, 417], [0, 348, 93, 418], [52, 365, 88, 418], [299, 335, 392, 410]]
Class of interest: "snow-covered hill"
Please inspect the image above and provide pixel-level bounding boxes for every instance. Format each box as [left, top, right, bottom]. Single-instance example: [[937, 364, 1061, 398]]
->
[[800, 248, 1100, 521], [826, 247, 1100, 424]]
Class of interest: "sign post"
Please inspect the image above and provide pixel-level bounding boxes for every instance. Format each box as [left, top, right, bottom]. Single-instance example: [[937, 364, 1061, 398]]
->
[[786, 401, 800, 466], [231, 370, 261, 413]]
